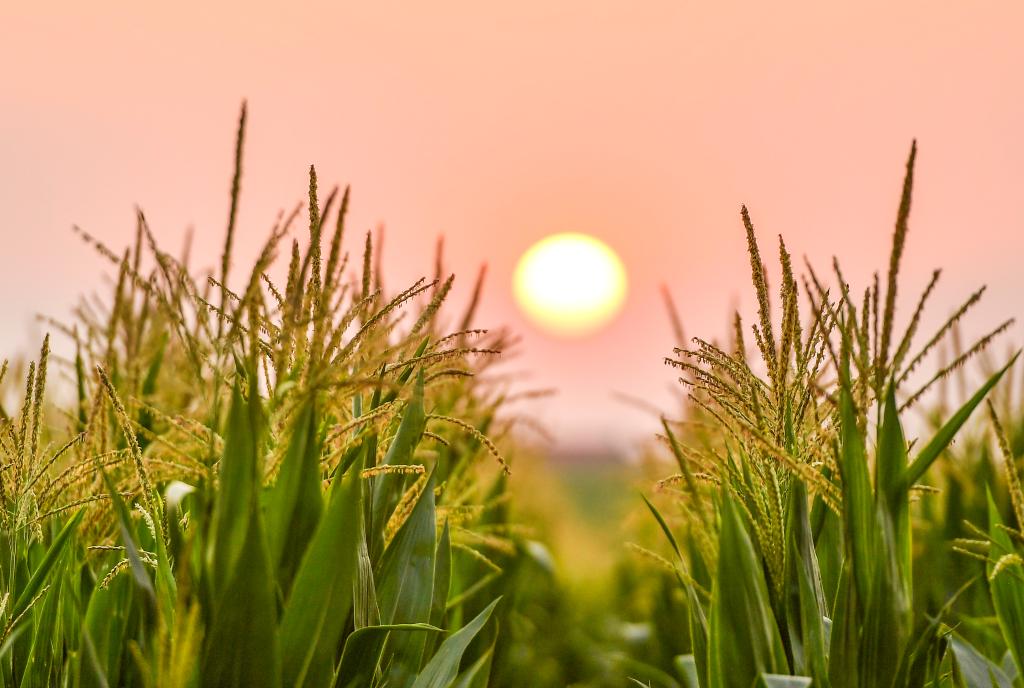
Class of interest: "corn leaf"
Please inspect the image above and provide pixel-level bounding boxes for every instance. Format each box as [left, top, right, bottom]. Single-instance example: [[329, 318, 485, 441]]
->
[[278, 462, 363, 687], [266, 396, 324, 589], [709, 495, 788, 688], [411, 597, 501, 688], [987, 490, 1024, 678], [200, 499, 281, 688]]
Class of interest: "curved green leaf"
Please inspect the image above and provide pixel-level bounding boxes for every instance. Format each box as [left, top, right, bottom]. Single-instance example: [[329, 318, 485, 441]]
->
[[411, 597, 501, 688]]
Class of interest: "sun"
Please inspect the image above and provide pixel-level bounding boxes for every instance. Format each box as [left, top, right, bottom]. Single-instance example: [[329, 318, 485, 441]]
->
[[513, 233, 627, 336]]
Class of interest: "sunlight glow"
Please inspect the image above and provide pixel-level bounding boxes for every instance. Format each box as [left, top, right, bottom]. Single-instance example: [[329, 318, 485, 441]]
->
[[513, 233, 627, 336]]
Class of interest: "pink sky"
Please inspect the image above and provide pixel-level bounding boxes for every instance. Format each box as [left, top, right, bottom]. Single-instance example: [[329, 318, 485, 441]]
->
[[3, 2, 1023, 453]]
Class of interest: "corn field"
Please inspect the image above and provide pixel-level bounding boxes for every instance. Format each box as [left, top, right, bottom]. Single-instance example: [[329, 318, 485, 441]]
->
[[2, 108, 1024, 688]]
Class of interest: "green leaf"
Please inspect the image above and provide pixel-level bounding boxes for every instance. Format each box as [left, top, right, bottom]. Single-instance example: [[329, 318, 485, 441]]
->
[[430, 521, 452, 628], [836, 370, 876, 610], [857, 502, 905, 685], [987, 490, 1024, 678], [877, 383, 912, 607], [783, 481, 826, 681], [876, 383, 908, 502], [278, 461, 363, 687], [793, 538, 828, 686], [369, 371, 427, 559], [352, 500, 381, 630], [10, 509, 83, 622], [892, 613, 950, 688], [208, 381, 266, 597], [79, 577, 132, 688], [411, 597, 501, 688], [334, 623, 442, 688], [450, 642, 494, 688], [709, 495, 788, 688], [950, 634, 1014, 688], [101, 465, 155, 610], [422, 520, 452, 666], [642, 494, 683, 562], [266, 396, 324, 589], [377, 473, 437, 685], [828, 567, 857, 688], [377, 472, 437, 622], [674, 655, 699, 688], [903, 352, 1019, 488], [643, 494, 708, 687], [200, 500, 281, 688]]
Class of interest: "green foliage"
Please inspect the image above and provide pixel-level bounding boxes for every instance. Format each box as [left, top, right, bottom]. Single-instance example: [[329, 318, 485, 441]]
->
[[637, 143, 1024, 688], [9, 108, 1024, 688], [0, 105, 540, 687], [708, 495, 787, 687]]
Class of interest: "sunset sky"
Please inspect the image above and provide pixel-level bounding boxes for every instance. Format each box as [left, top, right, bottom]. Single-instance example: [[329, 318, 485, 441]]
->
[[3, 2, 1023, 455]]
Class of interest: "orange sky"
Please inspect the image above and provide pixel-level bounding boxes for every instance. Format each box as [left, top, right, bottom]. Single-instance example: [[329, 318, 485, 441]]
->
[[3, 2, 1023, 453]]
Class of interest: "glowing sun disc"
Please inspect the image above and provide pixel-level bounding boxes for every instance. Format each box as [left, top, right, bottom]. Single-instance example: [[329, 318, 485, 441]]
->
[[513, 233, 627, 336]]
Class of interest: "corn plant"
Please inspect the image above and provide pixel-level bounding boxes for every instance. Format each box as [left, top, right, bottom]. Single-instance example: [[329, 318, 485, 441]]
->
[[0, 103, 545, 687], [642, 143, 1020, 687]]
